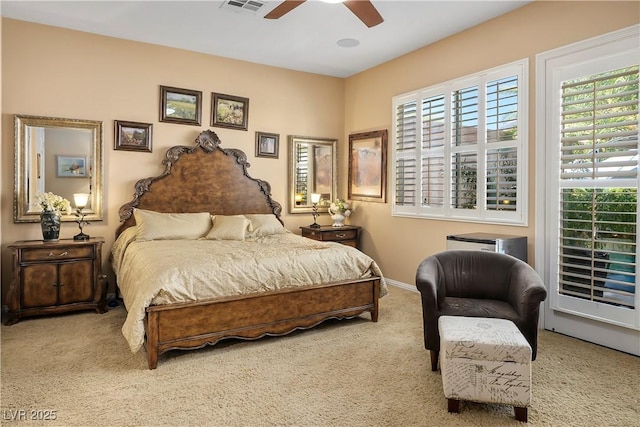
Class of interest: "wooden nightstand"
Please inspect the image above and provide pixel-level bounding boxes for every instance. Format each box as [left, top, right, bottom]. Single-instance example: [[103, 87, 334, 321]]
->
[[300, 225, 361, 249], [3, 238, 107, 325]]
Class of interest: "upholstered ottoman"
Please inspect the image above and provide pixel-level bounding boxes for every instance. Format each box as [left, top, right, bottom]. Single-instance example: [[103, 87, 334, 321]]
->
[[438, 316, 532, 422]]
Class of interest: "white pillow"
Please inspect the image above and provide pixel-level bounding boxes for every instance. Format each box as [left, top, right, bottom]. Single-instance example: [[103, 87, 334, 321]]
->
[[133, 209, 212, 241], [205, 215, 252, 241], [246, 214, 286, 237]]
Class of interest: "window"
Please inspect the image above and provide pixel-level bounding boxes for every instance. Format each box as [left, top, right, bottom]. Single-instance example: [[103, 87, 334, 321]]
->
[[537, 24, 640, 337], [392, 59, 528, 225], [558, 66, 638, 309]]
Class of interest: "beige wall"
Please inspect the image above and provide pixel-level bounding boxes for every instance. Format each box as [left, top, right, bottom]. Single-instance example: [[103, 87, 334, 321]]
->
[[343, 1, 640, 285], [2, 1, 639, 299], [1, 18, 344, 295]]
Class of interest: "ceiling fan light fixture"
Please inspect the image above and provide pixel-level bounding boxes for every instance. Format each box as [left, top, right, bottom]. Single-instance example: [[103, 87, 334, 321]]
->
[[337, 38, 359, 48], [319, 0, 344, 3]]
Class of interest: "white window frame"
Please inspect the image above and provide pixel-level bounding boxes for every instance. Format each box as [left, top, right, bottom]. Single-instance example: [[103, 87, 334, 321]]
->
[[536, 25, 640, 333], [391, 59, 528, 225]]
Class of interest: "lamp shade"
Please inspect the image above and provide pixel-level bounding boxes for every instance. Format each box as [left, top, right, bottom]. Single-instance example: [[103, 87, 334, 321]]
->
[[73, 193, 90, 209], [311, 193, 321, 204]]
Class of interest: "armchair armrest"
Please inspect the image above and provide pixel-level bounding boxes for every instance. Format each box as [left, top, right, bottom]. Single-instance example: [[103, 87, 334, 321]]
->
[[506, 261, 548, 318], [416, 256, 443, 307], [416, 256, 445, 352]]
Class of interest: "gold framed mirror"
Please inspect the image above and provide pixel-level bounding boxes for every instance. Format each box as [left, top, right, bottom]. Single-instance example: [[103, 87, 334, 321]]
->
[[14, 115, 104, 223], [288, 135, 337, 214]]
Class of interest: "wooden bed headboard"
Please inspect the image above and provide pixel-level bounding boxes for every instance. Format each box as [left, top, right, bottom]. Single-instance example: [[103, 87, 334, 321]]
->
[[116, 130, 283, 237]]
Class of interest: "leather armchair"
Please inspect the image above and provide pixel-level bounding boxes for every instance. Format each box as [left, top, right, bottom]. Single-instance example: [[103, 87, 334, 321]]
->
[[416, 250, 547, 371]]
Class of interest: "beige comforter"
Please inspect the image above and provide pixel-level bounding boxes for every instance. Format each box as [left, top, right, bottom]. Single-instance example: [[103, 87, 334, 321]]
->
[[112, 229, 387, 353]]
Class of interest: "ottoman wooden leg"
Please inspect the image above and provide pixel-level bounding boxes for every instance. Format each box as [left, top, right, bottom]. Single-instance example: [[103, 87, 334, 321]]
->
[[430, 350, 439, 371], [514, 406, 528, 422], [447, 399, 460, 413]]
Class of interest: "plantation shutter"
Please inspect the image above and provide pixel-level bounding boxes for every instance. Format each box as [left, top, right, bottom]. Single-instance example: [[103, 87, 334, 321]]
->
[[486, 75, 519, 211], [450, 86, 479, 210], [391, 59, 527, 224], [422, 95, 446, 207], [395, 100, 418, 209], [558, 65, 639, 308], [295, 142, 309, 204]]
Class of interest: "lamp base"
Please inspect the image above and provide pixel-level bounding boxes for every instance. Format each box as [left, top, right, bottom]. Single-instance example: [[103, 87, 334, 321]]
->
[[73, 232, 90, 241], [308, 223, 321, 228]]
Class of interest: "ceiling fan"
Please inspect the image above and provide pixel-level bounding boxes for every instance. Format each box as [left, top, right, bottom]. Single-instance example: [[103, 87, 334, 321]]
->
[[264, 0, 384, 28]]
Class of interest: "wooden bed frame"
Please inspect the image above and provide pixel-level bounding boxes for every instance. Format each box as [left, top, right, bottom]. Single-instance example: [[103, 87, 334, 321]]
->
[[115, 130, 381, 369]]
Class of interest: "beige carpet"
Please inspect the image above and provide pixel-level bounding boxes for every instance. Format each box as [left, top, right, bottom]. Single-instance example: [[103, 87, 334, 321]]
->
[[1, 287, 638, 426]]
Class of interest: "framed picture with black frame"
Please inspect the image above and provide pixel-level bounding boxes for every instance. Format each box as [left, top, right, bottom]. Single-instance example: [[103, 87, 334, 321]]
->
[[159, 85, 202, 126], [211, 92, 249, 131], [114, 120, 153, 152], [255, 131, 279, 158]]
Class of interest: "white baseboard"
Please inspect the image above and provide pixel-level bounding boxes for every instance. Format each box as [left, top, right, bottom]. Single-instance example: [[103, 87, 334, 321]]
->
[[386, 279, 419, 293]]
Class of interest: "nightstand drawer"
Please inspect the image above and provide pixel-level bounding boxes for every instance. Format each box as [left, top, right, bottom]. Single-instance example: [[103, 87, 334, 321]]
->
[[22, 246, 94, 262], [300, 225, 361, 250], [322, 229, 357, 242]]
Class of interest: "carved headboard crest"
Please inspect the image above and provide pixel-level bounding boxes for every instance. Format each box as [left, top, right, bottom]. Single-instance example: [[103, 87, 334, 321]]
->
[[116, 130, 283, 237]]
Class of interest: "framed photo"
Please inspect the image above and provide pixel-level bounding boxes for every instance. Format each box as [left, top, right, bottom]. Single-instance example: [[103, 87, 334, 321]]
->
[[348, 129, 388, 202], [56, 155, 87, 177], [211, 93, 249, 131], [159, 85, 202, 126], [255, 131, 279, 158], [114, 120, 153, 152]]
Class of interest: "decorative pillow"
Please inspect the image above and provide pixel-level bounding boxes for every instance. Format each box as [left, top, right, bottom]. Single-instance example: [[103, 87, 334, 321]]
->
[[246, 214, 287, 238], [133, 209, 212, 241], [204, 215, 252, 241]]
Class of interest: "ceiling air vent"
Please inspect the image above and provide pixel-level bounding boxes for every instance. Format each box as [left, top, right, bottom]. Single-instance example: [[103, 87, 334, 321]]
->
[[220, 0, 268, 15]]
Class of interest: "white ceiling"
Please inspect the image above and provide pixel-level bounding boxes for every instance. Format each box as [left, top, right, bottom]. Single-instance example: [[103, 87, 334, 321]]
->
[[1, 0, 531, 78]]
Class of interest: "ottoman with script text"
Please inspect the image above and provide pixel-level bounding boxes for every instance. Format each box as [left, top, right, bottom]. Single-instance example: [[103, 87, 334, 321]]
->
[[438, 316, 532, 422]]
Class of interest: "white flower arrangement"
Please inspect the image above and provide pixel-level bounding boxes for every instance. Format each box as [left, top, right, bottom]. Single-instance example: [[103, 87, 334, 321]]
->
[[36, 192, 71, 214], [329, 198, 352, 218]]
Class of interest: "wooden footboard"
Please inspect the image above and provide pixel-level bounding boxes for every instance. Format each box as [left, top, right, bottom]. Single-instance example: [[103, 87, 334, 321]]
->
[[143, 277, 380, 369]]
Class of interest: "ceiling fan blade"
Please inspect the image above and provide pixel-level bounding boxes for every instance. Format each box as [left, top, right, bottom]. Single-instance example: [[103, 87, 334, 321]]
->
[[264, 0, 306, 19], [343, 0, 384, 28]]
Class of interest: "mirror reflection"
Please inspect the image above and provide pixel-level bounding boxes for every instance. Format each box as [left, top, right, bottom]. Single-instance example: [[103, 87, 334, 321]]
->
[[288, 135, 337, 214], [14, 115, 103, 223]]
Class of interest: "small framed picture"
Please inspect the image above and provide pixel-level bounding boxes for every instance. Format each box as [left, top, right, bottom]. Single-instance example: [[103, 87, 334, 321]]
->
[[211, 93, 249, 131], [255, 131, 279, 158], [56, 155, 87, 177], [348, 129, 388, 203], [114, 120, 153, 152], [160, 85, 202, 126]]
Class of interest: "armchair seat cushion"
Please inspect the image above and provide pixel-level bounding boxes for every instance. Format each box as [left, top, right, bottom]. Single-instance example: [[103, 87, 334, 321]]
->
[[440, 297, 519, 322]]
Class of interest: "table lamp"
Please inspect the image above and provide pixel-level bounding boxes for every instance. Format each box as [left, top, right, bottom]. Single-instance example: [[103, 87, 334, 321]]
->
[[73, 193, 90, 241], [309, 193, 321, 228]]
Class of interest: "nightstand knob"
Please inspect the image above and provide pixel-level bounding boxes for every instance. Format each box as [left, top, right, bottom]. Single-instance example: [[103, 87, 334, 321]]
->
[[336, 233, 346, 238]]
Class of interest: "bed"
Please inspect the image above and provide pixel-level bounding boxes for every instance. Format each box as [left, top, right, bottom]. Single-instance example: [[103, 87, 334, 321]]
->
[[113, 130, 387, 369]]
